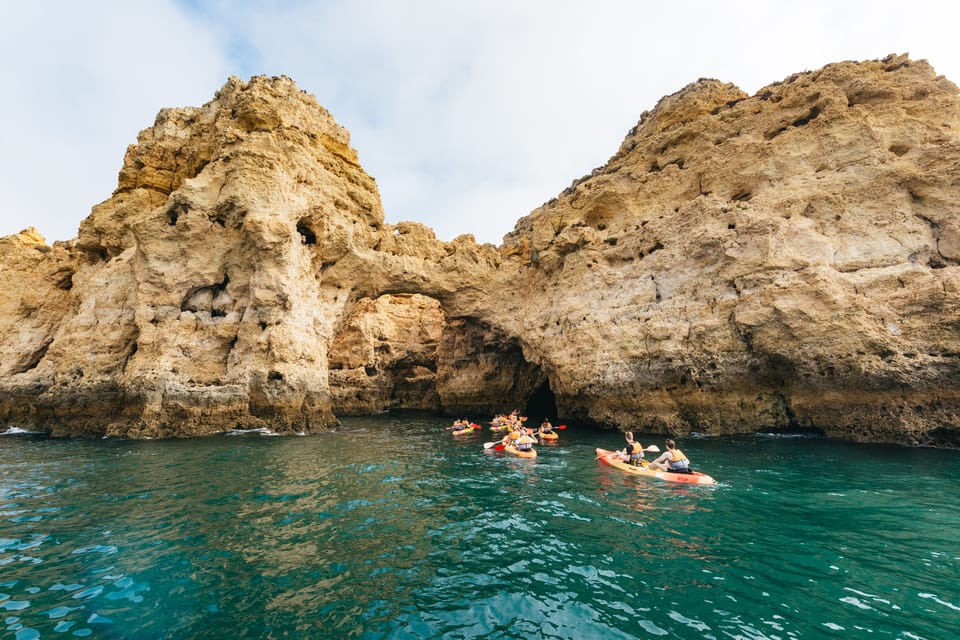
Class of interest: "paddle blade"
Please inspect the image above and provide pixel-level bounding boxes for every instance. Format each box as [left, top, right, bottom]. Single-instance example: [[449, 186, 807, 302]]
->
[[495, 444, 506, 451], [556, 424, 567, 429], [644, 445, 660, 453], [483, 441, 500, 449]]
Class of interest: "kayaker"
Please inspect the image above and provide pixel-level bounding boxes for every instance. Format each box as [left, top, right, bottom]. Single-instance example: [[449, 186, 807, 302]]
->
[[516, 430, 536, 452], [650, 439, 691, 473], [501, 426, 523, 447], [539, 419, 554, 434], [620, 432, 644, 466]]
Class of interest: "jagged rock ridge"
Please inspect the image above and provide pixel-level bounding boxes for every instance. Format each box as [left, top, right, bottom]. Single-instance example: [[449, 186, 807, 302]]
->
[[1, 55, 958, 446]]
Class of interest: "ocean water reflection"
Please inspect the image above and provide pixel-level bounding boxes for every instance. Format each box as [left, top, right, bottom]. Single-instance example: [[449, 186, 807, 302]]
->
[[1, 419, 959, 638]]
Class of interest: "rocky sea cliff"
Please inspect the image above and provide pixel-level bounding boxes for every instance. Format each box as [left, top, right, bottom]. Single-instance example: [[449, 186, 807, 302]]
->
[[2, 54, 958, 446]]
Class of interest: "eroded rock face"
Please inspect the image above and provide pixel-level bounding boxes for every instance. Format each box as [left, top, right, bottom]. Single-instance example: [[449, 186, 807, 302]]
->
[[497, 54, 960, 446], [327, 294, 546, 418], [2, 55, 960, 446], [3, 76, 391, 436]]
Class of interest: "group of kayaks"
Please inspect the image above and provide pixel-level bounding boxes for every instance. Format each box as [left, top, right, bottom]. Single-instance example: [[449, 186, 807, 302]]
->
[[447, 415, 717, 485], [448, 413, 561, 460]]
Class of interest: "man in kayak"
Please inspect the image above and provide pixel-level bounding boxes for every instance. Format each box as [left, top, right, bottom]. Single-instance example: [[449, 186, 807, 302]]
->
[[650, 439, 691, 473]]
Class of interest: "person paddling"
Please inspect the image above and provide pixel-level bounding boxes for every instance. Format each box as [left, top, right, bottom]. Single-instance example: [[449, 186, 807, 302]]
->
[[537, 419, 556, 441], [650, 439, 691, 473], [501, 425, 522, 448]]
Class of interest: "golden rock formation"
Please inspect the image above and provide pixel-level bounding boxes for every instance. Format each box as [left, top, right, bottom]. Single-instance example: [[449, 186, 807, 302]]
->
[[2, 56, 959, 446]]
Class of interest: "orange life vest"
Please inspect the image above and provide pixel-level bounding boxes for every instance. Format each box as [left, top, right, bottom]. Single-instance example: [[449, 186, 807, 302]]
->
[[668, 448, 689, 469]]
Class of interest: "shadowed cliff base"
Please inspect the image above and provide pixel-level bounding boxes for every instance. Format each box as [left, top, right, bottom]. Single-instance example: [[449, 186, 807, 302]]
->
[[2, 55, 960, 446]]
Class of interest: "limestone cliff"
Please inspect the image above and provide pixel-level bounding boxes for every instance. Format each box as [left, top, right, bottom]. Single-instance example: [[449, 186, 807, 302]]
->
[[498, 54, 960, 446], [2, 55, 959, 446]]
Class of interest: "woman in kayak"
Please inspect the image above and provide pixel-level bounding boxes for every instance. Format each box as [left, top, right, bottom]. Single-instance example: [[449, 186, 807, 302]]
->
[[620, 432, 645, 466], [515, 429, 537, 452], [650, 439, 690, 473]]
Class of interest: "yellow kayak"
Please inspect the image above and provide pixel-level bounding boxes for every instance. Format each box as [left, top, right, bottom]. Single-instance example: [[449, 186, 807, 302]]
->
[[451, 424, 480, 436], [596, 448, 716, 485]]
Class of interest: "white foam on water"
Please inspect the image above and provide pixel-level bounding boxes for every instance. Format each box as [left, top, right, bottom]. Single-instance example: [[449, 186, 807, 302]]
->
[[1, 426, 43, 436], [224, 427, 280, 437]]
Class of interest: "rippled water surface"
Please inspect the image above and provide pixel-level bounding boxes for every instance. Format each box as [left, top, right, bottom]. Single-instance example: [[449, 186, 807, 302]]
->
[[2, 416, 959, 639]]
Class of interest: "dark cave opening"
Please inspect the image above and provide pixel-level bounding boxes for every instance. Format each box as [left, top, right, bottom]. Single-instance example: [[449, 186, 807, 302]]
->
[[524, 379, 558, 422]]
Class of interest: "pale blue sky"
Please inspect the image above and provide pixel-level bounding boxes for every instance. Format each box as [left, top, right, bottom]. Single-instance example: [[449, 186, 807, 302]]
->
[[2, 1, 958, 246]]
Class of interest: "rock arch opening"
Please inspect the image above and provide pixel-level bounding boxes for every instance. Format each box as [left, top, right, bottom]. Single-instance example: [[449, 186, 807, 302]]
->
[[524, 379, 558, 423], [327, 294, 546, 420]]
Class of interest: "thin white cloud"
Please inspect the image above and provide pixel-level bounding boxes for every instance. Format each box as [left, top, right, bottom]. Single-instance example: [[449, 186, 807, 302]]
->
[[2, 0, 958, 246]]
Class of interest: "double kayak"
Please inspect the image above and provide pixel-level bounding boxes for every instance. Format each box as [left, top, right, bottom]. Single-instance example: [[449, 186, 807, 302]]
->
[[451, 424, 481, 436], [596, 448, 716, 485]]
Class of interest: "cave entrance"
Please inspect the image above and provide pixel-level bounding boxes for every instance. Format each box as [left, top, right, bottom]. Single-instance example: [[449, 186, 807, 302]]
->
[[524, 379, 558, 422]]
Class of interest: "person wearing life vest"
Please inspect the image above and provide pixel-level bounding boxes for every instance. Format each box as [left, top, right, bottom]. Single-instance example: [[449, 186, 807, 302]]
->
[[501, 426, 523, 448], [620, 432, 645, 466], [516, 430, 536, 452], [651, 439, 690, 473], [537, 419, 556, 441]]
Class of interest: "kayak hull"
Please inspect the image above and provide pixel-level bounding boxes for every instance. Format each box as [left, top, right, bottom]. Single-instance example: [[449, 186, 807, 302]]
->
[[504, 444, 537, 458], [538, 431, 559, 442], [596, 448, 716, 485], [451, 425, 480, 436]]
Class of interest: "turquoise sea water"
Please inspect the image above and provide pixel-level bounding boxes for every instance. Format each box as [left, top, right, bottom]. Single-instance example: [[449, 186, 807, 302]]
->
[[1, 415, 958, 639]]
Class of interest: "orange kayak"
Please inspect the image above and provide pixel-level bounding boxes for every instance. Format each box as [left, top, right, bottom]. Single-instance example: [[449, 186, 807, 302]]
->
[[538, 431, 559, 442], [504, 444, 537, 459], [596, 448, 716, 485]]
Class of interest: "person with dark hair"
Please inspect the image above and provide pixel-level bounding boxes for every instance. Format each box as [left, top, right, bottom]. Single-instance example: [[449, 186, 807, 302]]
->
[[650, 439, 691, 473]]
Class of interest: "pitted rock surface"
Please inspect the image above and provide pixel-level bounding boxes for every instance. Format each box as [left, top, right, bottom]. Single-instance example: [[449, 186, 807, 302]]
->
[[2, 56, 959, 445]]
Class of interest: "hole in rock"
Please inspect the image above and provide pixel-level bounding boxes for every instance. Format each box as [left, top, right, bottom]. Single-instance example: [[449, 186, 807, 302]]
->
[[297, 220, 317, 245]]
